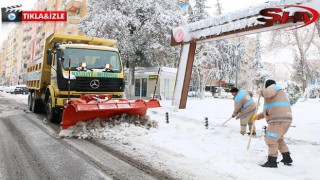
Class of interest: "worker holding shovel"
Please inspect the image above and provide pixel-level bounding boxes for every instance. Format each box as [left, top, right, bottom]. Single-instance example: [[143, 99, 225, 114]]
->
[[252, 79, 293, 168], [230, 87, 257, 136]]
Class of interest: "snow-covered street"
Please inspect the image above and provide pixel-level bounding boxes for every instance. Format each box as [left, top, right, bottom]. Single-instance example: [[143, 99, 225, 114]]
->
[[1, 92, 319, 179], [0, 92, 162, 180]]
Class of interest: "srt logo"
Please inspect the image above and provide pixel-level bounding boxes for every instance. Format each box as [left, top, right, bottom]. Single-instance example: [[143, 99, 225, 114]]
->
[[257, 5, 319, 29], [90, 79, 100, 89]]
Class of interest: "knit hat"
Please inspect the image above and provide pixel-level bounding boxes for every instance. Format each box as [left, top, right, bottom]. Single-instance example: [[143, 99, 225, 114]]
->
[[265, 79, 276, 88], [230, 87, 239, 93]]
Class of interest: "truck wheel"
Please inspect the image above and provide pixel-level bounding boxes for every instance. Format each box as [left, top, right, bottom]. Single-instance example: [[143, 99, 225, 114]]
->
[[31, 92, 42, 113], [28, 92, 32, 111], [46, 95, 60, 123]]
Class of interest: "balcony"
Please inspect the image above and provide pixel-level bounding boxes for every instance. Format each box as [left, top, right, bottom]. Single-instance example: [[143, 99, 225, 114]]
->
[[36, 32, 44, 40], [66, 0, 83, 13], [35, 47, 43, 54], [40, 38, 46, 47], [67, 15, 81, 24], [23, 52, 31, 59], [35, 48, 43, 58], [22, 46, 30, 52]]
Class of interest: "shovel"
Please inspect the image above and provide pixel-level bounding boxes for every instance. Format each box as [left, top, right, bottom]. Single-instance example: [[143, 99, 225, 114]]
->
[[221, 117, 233, 126], [247, 95, 261, 150]]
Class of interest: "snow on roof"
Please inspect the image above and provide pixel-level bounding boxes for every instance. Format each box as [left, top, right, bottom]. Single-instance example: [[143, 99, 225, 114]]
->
[[131, 67, 177, 74], [173, 0, 314, 43], [185, 0, 307, 32], [61, 44, 118, 52], [160, 67, 177, 73]]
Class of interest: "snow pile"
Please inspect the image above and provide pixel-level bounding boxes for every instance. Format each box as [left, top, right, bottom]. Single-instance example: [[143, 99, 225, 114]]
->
[[0, 104, 21, 113], [59, 114, 158, 140], [0, 92, 28, 113]]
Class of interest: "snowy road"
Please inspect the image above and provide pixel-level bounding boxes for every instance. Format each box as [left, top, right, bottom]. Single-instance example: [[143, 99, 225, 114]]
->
[[0, 95, 170, 180]]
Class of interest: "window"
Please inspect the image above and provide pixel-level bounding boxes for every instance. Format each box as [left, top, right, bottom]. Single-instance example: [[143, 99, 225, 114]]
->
[[135, 79, 140, 96], [135, 78, 147, 97], [164, 78, 169, 99], [141, 78, 147, 97], [62, 48, 122, 72]]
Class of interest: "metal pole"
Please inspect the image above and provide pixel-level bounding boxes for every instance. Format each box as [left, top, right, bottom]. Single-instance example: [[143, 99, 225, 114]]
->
[[140, 79, 142, 99], [68, 58, 71, 104], [153, 67, 161, 99]]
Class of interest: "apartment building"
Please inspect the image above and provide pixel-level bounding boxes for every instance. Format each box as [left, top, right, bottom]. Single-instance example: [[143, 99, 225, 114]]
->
[[0, 46, 6, 85], [57, 0, 87, 36], [4, 26, 23, 85], [1, 0, 87, 85]]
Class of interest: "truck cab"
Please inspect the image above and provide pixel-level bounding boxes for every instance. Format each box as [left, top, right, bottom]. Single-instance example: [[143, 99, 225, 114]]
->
[[26, 34, 125, 123]]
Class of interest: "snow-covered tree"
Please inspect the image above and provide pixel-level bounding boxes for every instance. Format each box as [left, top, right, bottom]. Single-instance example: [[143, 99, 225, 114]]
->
[[193, 43, 220, 98], [293, 53, 320, 86], [213, 0, 223, 15], [213, 39, 234, 83], [250, 34, 270, 88], [187, 0, 214, 98], [80, 0, 184, 67], [252, 34, 262, 69], [292, 53, 304, 83], [267, 25, 318, 92], [253, 68, 272, 88], [188, 0, 210, 23]]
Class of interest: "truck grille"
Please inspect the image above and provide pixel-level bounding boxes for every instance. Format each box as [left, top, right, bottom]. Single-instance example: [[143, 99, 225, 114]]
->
[[73, 77, 124, 92]]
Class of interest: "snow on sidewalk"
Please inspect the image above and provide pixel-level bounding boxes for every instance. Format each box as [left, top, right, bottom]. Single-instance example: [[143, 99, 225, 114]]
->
[[2, 92, 319, 179]]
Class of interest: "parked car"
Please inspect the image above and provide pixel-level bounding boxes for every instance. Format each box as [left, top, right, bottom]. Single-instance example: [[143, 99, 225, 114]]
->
[[4, 86, 16, 94], [14, 86, 28, 95], [0, 86, 6, 92], [214, 87, 233, 99]]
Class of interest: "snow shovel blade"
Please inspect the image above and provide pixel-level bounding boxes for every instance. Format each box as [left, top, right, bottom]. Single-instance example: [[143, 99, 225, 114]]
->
[[61, 97, 160, 129]]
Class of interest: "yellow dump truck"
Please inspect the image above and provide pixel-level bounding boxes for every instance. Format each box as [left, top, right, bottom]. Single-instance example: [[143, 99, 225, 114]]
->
[[26, 34, 126, 123]]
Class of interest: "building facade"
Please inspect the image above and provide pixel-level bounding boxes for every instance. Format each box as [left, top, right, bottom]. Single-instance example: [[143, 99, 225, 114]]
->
[[0, 0, 87, 85], [125, 67, 177, 100]]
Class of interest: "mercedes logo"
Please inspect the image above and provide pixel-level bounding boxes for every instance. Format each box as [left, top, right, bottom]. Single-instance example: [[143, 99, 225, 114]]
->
[[90, 79, 100, 89]]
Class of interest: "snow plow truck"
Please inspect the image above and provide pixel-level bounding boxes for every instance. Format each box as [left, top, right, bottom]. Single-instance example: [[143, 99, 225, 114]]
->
[[26, 34, 160, 129]]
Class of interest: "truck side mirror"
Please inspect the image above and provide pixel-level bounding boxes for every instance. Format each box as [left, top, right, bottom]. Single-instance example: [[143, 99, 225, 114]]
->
[[46, 49, 52, 65]]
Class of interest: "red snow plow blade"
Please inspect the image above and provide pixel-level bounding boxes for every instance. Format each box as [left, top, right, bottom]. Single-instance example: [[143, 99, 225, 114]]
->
[[61, 94, 161, 129]]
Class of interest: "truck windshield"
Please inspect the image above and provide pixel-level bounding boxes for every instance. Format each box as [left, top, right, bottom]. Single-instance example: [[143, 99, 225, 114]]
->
[[62, 48, 122, 72]]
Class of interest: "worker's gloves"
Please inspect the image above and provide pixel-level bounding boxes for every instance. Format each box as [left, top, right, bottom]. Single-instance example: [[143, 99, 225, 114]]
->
[[252, 115, 259, 122]]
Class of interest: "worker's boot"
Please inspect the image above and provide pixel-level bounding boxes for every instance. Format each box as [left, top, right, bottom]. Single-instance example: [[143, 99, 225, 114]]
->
[[261, 156, 278, 168], [280, 152, 293, 166]]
